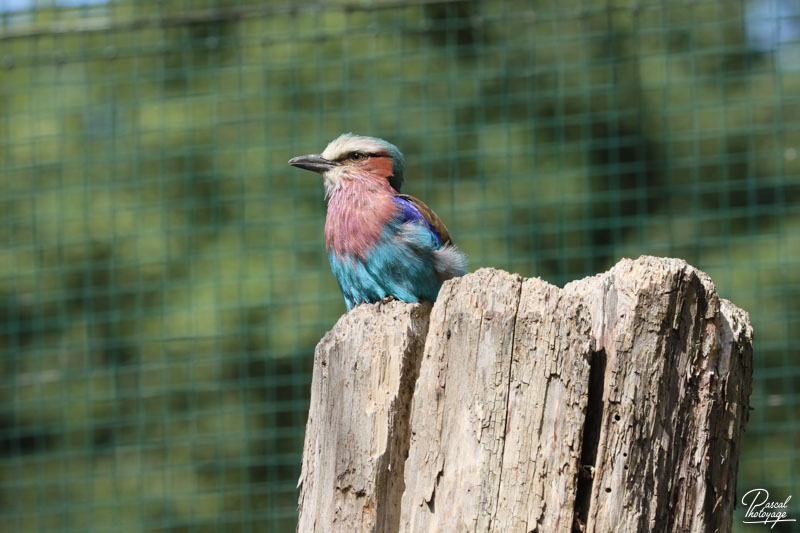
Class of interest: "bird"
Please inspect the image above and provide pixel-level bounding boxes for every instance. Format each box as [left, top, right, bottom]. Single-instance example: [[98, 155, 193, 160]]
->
[[289, 133, 467, 310]]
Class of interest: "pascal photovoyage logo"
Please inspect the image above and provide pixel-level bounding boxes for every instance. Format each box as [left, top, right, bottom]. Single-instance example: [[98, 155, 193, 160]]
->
[[741, 488, 796, 529]]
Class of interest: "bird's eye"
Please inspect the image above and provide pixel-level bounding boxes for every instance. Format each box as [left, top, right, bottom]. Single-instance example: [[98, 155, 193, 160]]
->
[[348, 152, 366, 162]]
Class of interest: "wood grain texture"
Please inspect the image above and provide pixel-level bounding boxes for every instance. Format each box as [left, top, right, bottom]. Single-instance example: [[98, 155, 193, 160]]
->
[[566, 257, 753, 532], [297, 300, 431, 533], [399, 269, 524, 532], [298, 257, 753, 533]]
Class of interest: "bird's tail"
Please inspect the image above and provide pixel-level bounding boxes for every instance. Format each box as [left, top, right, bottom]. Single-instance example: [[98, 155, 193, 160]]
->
[[432, 244, 468, 281]]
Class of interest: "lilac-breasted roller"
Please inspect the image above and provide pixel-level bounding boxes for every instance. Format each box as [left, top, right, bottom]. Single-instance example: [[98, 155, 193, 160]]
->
[[289, 133, 467, 310]]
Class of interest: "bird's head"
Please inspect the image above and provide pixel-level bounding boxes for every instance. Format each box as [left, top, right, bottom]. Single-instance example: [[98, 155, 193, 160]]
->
[[288, 133, 405, 194]]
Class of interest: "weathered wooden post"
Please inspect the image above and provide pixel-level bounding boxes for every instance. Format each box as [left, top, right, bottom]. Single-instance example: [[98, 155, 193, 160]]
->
[[298, 257, 753, 533]]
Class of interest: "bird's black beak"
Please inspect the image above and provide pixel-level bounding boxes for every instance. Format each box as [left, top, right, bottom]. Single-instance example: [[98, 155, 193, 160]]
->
[[288, 154, 336, 173]]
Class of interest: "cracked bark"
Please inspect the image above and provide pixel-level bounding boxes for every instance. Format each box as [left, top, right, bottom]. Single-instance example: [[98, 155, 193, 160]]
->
[[298, 257, 753, 533], [297, 300, 431, 533]]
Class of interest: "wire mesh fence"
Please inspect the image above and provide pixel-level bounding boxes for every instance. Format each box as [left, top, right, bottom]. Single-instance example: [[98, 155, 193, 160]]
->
[[0, 0, 797, 531]]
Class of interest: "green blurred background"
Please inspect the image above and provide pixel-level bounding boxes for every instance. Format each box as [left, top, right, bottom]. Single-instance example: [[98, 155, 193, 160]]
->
[[0, 0, 797, 531]]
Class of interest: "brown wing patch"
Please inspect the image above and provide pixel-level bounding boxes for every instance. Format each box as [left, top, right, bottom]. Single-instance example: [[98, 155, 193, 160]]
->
[[397, 193, 453, 245]]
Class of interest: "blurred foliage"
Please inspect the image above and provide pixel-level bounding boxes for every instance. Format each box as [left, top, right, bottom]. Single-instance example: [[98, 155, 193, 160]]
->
[[0, 0, 798, 531]]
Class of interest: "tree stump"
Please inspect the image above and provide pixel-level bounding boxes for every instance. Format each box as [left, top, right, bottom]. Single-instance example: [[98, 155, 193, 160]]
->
[[297, 257, 753, 533], [297, 300, 431, 532]]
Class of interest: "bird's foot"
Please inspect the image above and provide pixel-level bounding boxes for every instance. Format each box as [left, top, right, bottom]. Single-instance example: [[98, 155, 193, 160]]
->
[[378, 296, 398, 306]]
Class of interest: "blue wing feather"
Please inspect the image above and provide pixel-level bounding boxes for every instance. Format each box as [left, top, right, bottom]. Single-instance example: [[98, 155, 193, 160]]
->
[[392, 196, 442, 247]]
